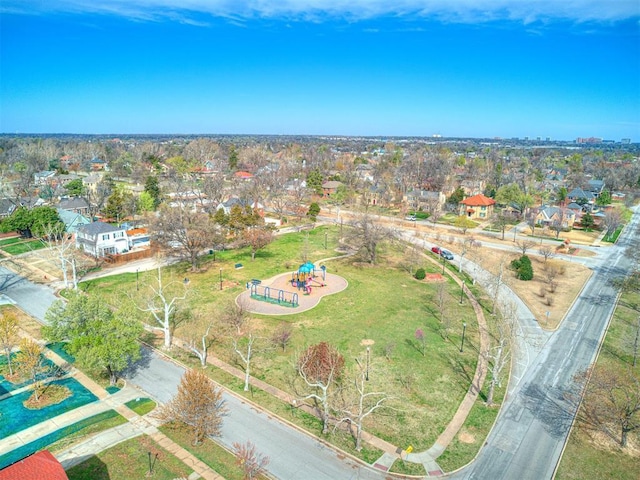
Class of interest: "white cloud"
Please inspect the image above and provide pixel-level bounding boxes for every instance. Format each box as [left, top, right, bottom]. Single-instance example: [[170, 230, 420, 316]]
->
[[3, 0, 639, 25]]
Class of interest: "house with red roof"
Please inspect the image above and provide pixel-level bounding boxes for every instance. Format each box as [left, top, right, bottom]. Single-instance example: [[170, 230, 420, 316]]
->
[[459, 193, 496, 220], [0, 450, 68, 480], [234, 171, 254, 181]]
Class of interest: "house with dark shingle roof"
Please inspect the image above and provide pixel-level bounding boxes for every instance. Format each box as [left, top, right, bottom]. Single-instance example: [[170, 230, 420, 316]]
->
[[0, 198, 16, 218], [75, 222, 128, 257], [567, 187, 595, 205], [459, 193, 496, 220], [57, 197, 90, 215], [535, 205, 576, 229], [321, 181, 343, 197], [586, 179, 605, 197]]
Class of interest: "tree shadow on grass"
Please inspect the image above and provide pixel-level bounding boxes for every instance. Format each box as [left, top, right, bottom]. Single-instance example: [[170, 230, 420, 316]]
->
[[66, 454, 110, 480]]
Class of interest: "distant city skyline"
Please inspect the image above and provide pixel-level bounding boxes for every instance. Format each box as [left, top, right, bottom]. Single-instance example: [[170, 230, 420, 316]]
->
[[1, 1, 639, 141]]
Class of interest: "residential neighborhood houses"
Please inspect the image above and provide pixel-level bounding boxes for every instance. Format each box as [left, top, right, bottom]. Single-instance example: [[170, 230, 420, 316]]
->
[[0, 135, 637, 270]]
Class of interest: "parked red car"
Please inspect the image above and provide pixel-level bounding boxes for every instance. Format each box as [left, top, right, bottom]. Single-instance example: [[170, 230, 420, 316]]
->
[[431, 246, 442, 254]]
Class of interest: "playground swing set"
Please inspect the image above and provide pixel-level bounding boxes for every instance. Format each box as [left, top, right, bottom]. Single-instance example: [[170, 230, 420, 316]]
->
[[249, 283, 299, 308]]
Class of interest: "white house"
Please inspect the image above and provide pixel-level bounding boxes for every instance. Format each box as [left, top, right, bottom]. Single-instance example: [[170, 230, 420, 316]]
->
[[75, 222, 129, 257]]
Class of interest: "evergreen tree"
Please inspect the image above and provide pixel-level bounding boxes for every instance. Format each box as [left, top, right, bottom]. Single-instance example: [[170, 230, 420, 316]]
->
[[144, 175, 162, 210], [228, 145, 239, 171], [307, 202, 321, 221], [306, 168, 324, 195], [581, 211, 595, 231]]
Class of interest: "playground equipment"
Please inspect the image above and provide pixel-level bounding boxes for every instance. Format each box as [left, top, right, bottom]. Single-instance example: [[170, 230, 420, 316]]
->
[[291, 262, 327, 292], [250, 283, 299, 308]]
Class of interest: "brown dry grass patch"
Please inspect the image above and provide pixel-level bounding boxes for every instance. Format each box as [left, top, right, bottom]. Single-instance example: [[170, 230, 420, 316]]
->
[[1, 305, 43, 340]]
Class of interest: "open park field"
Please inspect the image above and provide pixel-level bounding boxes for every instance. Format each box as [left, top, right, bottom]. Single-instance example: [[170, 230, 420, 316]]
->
[[85, 226, 492, 473]]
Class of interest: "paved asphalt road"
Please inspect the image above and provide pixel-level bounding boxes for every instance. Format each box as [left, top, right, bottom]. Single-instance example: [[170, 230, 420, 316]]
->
[[0, 265, 59, 320], [123, 346, 385, 480], [453, 207, 640, 479]]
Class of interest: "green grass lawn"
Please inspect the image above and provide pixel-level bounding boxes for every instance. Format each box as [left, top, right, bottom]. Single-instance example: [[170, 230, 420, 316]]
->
[[83, 226, 493, 468], [66, 434, 193, 480], [555, 287, 640, 479], [125, 397, 156, 416], [0, 237, 22, 246], [2, 239, 46, 255], [160, 423, 267, 480]]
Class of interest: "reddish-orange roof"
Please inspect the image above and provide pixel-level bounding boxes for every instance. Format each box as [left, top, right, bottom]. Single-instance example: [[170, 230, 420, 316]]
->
[[460, 194, 496, 206], [126, 228, 148, 236], [234, 171, 253, 179], [0, 451, 68, 480]]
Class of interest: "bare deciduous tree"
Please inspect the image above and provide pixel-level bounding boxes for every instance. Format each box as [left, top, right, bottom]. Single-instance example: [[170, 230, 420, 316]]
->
[[345, 213, 396, 264], [222, 301, 248, 335], [150, 204, 222, 271], [188, 322, 214, 368], [295, 342, 345, 434], [157, 369, 227, 446], [603, 208, 623, 239], [39, 224, 83, 290], [233, 441, 270, 480], [241, 226, 274, 261], [485, 301, 517, 406], [436, 282, 451, 338], [135, 266, 189, 348], [457, 236, 480, 273], [271, 322, 293, 352], [573, 366, 640, 447], [490, 258, 508, 316], [543, 263, 564, 294], [516, 239, 537, 256], [538, 245, 556, 262], [334, 363, 390, 451], [231, 317, 266, 392]]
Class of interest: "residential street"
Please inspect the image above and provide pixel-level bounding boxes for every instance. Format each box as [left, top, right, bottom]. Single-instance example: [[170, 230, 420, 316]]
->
[[0, 265, 59, 320], [452, 206, 639, 479]]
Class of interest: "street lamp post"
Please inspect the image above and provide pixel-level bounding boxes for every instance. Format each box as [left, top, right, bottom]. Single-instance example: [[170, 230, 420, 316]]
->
[[136, 268, 139, 291], [366, 346, 370, 381], [460, 322, 467, 353], [442, 254, 446, 274], [324, 231, 328, 249], [459, 281, 465, 304], [219, 268, 223, 291]]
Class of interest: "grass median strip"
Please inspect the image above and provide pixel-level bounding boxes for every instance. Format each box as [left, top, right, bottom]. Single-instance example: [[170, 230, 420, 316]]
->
[[0, 410, 127, 470]]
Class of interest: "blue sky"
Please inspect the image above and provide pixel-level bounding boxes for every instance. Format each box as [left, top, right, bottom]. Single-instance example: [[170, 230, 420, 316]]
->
[[1, 1, 639, 140]]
